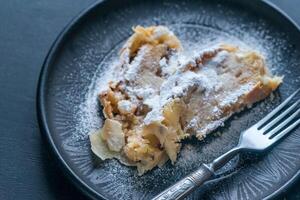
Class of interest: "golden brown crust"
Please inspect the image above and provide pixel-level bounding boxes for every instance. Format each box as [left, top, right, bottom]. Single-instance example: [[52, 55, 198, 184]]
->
[[121, 26, 181, 58]]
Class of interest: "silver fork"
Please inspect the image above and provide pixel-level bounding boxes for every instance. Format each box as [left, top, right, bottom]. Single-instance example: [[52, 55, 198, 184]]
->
[[153, 89, 300, 200]]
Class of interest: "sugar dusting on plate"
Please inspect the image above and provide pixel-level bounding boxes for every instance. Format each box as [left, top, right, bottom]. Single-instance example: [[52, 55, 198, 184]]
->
[[72, 22, 297, 200], [74, 57, 120, 139], [58, 2, 300, 199]]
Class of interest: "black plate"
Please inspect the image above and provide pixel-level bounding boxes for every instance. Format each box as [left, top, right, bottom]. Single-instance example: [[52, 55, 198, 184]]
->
[[37, 0, 300, 199]]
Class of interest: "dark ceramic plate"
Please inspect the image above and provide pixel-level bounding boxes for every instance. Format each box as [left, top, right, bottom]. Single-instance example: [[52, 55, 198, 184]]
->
[[37, 0, 300, 199]]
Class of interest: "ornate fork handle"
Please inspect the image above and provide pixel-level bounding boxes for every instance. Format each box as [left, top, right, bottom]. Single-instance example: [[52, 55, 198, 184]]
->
[[152, 164, 214, 200], [153, 147, 240, 200]]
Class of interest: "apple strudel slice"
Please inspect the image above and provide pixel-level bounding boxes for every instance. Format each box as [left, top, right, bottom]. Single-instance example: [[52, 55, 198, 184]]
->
[[90, 26, 282, 175]]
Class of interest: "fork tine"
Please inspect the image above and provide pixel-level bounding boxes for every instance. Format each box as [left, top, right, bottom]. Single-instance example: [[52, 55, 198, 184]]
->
[[261, 100, 299, 133], [257, 88, 300, 128], [270, 118, 300, 142], [266, 107, 300, 138]]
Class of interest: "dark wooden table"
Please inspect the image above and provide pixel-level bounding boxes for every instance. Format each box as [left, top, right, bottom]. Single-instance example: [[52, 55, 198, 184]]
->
[[0, 0, 299, 199]]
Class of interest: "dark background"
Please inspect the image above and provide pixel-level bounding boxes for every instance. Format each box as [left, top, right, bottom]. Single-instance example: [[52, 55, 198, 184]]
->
[[0, 0, 299, 199]]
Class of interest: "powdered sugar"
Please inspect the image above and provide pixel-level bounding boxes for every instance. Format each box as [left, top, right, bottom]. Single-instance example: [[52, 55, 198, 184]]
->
[[143, 95, 160, 109], [134, 87, 156, 99], [207, 50, 230, 68], [124, 46, 149, 81], [142, 45, 251, 126], [219, 83, 253, 107], [143, 107, 165, 124], [152, 26, 175, 40], [74, 50, 122, 138], [144, 71, 208, 123], [161, 54, 181, 75], [118, 100, 135, 114]]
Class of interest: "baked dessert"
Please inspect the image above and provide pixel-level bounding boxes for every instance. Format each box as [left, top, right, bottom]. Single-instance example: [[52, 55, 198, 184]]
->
[[89, 26, 282, 175]]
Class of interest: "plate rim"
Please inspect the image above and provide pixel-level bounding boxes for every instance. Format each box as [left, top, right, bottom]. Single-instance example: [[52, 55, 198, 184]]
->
[[36, 0, 300, 199]]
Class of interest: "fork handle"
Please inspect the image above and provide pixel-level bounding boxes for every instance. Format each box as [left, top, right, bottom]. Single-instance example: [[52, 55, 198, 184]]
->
[[152, 164, 214, 200]]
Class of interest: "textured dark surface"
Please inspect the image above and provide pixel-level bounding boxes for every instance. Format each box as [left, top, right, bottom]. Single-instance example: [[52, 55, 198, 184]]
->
[[0, 0, 299, 200]]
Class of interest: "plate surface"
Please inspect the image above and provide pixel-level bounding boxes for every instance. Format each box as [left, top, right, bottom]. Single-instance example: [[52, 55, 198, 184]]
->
[[37, 0, 300, 199]]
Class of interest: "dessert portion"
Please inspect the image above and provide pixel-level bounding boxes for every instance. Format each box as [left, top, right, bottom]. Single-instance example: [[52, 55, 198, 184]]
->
[[90, 26, 282, 175]]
